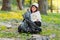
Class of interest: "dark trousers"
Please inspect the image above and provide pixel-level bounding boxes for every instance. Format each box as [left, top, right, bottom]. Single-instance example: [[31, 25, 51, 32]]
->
[[34, 21, 41, 27]]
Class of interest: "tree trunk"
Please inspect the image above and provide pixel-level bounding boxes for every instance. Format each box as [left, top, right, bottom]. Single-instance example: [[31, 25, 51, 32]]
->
[[50, 0, 53, 12], [38, 0, 48, 14], [1, 0, 11, 11], [30, 0, 32, 5], [16, 0, 23, 10], [22, 0, 24, 6]]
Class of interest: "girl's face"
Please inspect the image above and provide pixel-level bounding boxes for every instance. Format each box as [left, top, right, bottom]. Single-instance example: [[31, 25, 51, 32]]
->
[[31, 6, 37, 12]]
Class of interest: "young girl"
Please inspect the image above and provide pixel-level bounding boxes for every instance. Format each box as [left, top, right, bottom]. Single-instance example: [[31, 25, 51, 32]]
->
[[30, 3, 41, 27], [18, 3, 42, 33]]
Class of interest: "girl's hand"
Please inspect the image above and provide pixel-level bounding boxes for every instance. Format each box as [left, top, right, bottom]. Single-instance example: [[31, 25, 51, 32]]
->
[[36, 19, 39, 21]]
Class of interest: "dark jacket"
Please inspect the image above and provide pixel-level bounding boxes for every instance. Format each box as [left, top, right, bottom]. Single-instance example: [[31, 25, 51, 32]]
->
[[18, 11, 41, 33], [22, 10, 40, 28], [20, 11, 31, 28]]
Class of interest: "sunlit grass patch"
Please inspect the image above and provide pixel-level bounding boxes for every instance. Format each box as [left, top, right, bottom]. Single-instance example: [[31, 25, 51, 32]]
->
[[0, 10, 26, 22], [41, 13, 60, 24]]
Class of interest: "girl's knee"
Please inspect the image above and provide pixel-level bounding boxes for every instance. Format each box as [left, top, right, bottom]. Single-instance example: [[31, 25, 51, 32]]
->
[[34, 21, 41, 27]]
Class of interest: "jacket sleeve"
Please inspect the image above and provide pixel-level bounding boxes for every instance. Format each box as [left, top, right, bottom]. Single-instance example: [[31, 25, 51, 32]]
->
[[37, 11, 41, 22], [23, 11, 31, 20]]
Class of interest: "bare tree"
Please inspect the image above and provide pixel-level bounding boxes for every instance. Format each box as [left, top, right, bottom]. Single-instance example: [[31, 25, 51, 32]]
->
[[1, 0, 11, 11], [16, 0, 23, 10], [30, 0, 32, 5], [50, 0, 53, 12], [22, 0, 25, 6], [38, 0, 48, 14]]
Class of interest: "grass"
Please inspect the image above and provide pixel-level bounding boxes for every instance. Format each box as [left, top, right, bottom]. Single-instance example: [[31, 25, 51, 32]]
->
[[41, 13, 60, 40], [0, 10, 25, 22], [0, 10, 60, 40], [42, 13, 60, 24]]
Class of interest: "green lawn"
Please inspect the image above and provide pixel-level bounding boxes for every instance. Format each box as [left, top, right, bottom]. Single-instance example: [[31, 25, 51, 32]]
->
[[0, 11, 60, 40], [41, 13, 60, 40]]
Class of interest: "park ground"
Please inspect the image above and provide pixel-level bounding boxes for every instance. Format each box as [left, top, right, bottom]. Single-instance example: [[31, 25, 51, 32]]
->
[[0, 10, 60, 40]]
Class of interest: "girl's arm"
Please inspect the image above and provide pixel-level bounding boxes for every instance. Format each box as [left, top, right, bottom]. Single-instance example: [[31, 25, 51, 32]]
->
[[36, 11, 41, 22]]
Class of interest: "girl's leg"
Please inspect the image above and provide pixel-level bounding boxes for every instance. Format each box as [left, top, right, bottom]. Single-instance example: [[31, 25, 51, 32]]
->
[[34, 21, 42, 33], [34, 21, 41, 27]]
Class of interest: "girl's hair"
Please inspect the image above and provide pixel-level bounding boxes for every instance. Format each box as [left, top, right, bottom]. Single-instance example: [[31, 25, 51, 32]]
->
[[30, 5, 39, 13]]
